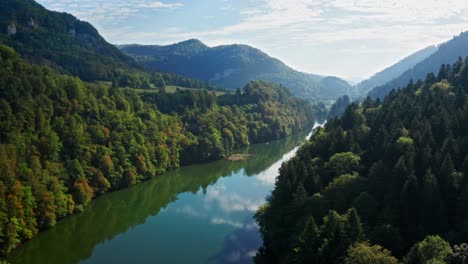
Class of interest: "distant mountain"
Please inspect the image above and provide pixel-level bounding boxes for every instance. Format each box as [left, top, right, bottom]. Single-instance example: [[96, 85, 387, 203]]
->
[[355, 45, 438, 97], [120, 40, 352, 102], [369, 31, 468, 99], [0, 0, 219, 90], [0, 0, 139, 81]]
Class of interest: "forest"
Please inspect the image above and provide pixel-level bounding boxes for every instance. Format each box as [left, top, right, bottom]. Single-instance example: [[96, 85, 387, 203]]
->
[[255, 57, 468, 263], [0, 0, 222, 92], [0, 44, 313, 256]]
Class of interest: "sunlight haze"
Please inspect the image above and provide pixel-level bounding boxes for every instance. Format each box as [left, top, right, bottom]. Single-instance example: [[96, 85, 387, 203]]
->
[[34, 0, 468, 80]]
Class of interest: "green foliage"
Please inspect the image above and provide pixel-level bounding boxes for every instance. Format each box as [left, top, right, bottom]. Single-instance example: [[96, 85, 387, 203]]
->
[[355, 45, 438, 97], [256, 56, 468, 262], [141, 80, 313, 163], [0, 45, 313, 256], [0, 0, 223, 92], [403, 236, 452, 264], [369, 32, 468, 99], [446, 244, 468, 264], [120, 40, 352, 103], [345, 243, 398, 264], [327, 152, 361, 176], [328, 95, 351, 119]]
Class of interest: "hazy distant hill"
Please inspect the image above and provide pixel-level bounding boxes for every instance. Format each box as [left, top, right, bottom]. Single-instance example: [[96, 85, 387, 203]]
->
[[355, 45, 438, 97], [121, 40, 352, 102], [369, 31, 468, 98]]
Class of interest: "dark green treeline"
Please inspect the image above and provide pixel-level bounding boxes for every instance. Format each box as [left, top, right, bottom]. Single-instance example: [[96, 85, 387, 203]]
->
[[255, 57, 468, 263]]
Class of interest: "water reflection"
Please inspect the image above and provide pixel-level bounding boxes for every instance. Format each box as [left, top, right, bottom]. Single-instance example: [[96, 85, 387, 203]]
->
[[9, 127, 312, 264], [208, 217, 262, 264]]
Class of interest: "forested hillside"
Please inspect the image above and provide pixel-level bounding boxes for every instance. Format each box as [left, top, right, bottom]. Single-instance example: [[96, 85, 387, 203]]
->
[[0, 45, 313, 256], [120, 40, 352, 103], [369, 31, 468, 99], [0, 0, 138, 81], [0, 0, 217, 91], [255, 58, 468, 263], [354, 45, 437, 97]]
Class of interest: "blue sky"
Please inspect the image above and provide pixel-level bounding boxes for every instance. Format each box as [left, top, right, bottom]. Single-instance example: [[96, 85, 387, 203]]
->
[[36, 0, 468, 81]]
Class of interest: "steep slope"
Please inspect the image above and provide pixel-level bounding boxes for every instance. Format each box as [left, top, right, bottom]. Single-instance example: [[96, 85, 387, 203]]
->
[[369, 31, 468, 98], [120, 40, 352, 102], [255, 56, 468, 263], [0, 44, 314, 256], [0, 0, 141, 82], [355, 45, 437, 97], [0, 0, 226, 90]]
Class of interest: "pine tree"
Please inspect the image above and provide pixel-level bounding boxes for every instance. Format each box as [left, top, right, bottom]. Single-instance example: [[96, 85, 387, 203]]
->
[[295, 216, 320, 263], [420, 169, 446, 234], [345, 208, 365, 244]]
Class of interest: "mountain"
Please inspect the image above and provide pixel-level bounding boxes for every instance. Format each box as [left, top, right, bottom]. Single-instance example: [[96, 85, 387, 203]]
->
[[0, 0, 141, 82], [0, 0, 226, 90], [354, 45, 438, 97], [0, 0, 315, 257], [369, 31, 468, 99], [120, 40, 352, 103], [255, 53, 468, 264]]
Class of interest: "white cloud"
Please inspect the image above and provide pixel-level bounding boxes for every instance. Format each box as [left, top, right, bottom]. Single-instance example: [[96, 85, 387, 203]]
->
[[211, 217, 259, 230], [135, 1, 184, 9], [37, 0, 468, 77], [211, 218, 244, 228], [204, 184, 265, 213], [38, 0, 183, 27], [173, 205, 204, 218]]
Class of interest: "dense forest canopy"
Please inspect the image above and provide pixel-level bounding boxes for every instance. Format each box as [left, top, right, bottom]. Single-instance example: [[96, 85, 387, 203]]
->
[[0, 44, 313, 256], [255, 57, 468, 263]]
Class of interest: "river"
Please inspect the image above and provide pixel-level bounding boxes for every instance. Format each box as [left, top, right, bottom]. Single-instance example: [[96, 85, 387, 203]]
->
[[9, 123, 321, 264]]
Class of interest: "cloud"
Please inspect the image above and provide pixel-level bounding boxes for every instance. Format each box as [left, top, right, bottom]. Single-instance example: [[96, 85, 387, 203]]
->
[[38, 0, 183, 26], [105, 0, 468, 49], [36, 0, 468, 77], [211, 217, 259, 230], [136, 1, 183, 9], [211, 218, 244, 228], [172, 205, 204, 218], [204, 184, 265, 213]]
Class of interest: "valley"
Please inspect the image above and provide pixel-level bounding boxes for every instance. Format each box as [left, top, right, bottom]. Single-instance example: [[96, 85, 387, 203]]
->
[[1, 0, 468, 263]]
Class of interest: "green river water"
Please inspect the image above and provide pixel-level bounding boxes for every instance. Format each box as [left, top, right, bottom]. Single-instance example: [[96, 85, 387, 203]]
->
[[9, 124, 319, 264]]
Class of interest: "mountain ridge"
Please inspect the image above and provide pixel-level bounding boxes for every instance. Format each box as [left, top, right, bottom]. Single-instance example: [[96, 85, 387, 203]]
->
[[120, 39, 351, 103], [369, 31, 468, 98], [354, 45, 438, 97]]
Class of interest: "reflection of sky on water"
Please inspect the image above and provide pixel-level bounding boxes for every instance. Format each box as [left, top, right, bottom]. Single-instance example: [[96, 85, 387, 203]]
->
[[10, 125, 322, 264], [253, 122, 323, 186], [255, 146, 300, 185], [156, 123, 324, 263], [155, 153, 294, 263], [204, 182, 265, 213]]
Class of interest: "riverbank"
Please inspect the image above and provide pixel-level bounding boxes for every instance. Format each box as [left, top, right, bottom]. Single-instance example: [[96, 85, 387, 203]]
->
[[9, 126, 318, 264]]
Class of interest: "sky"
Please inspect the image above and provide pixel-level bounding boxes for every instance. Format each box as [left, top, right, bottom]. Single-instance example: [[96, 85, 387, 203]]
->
[[36, 0, 468, 81]]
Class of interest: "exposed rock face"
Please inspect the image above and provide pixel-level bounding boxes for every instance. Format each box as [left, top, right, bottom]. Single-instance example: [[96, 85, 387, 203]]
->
[[67, 29, 102, 50], [7, 23, 17, 36], [28, 18, 35, 28], [76, 33, 103, 50]]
